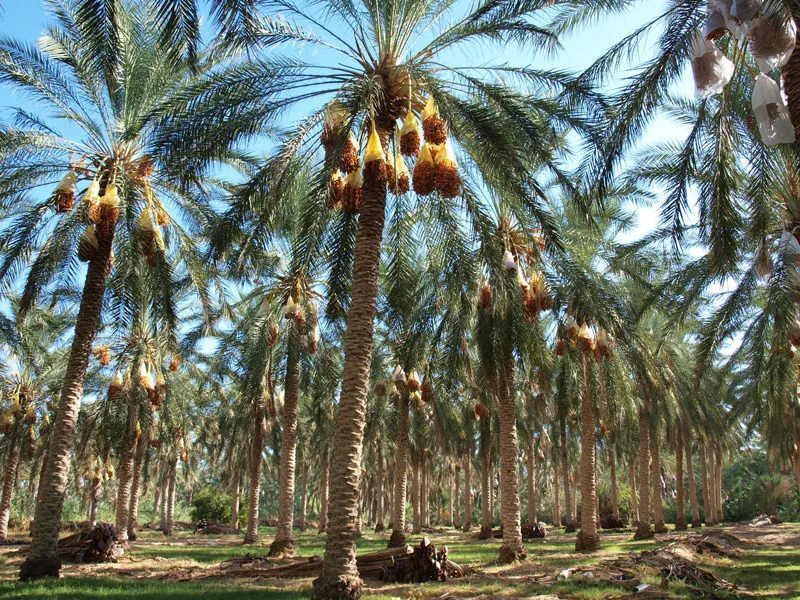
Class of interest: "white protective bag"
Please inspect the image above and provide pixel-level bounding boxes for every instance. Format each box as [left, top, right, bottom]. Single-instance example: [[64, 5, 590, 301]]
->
[[751, 74, 795, 145], [691, 31, 735, 99]]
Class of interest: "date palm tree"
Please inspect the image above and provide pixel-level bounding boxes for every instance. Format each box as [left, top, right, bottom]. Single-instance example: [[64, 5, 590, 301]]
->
[[0, 2, 232, 579], [158, 1, 610, 592]]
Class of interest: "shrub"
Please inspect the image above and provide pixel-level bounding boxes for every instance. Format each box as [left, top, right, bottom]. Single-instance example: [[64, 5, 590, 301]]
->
[[190, 487, 232, 524]]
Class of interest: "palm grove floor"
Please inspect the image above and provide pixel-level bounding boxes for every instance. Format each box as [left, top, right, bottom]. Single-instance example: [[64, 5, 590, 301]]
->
[[0, 524, 798, 599]]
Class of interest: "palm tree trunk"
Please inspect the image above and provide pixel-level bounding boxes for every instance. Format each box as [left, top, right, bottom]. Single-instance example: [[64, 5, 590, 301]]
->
[[685, 432, 701, 527], [629, 459, 638, 525], [20, 210, 117, 581], [650, 428, 666, 533], [675, 429, 687, 530], [714, 446, 723, 524], [115, 392, 140, 544], [464, 439, 473, 531], [560, 420, 574, 532], [783, 16, 800, 138], [231, 465, 241, 530], [497, 361, 526, 563], [453, 466, 460, 529], [127, 418, 149, 541], [527, 438, 537, 526], [319, 448, 330, 533], [0, 420, 22, 540], [374, 450, 384, 532], [610, 453, 619, 522], [479, 422, 492, 538], [421, 455, 429, 528], [552, 458, 560, 526], [388, 388, 410, 546], [576, 353, 600, 551], [634, 406, 653, 539], [411, 457, 421, 533], [153, 484, 162, 526], [89, 477, 102, 526], [313, 161, 387, 600], [270, 338, 301, 556], [244, 405, 264, 544], [165, 458, 177, 536], [699, 438, 712, 525], [299, 468, 309, 532]]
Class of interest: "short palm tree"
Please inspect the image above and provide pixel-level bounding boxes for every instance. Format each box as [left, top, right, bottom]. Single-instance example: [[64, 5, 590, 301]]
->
[[0, 2, 230, 579]]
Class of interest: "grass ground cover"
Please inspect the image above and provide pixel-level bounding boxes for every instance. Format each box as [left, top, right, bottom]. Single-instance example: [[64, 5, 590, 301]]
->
[[0, 524, 797, 599]]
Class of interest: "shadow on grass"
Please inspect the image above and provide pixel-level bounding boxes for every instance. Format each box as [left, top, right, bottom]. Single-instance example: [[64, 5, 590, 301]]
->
[[0, 578, 310, 600]]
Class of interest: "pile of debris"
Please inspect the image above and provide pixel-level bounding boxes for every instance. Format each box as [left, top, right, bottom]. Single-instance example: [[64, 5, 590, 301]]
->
[[529, 534, 744, 596], [521, 522, 548, 539], [194, 519, 242, 535], [57, 522, 124, 563], [219, 538, 466, 582], [749, 514, 781, 527]]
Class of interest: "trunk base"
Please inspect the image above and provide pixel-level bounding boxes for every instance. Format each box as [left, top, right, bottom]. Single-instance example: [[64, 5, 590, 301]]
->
[[674, 519, 688, 531], [268, 538, 296, 557], [243, 533, 259, 544], [691, 519, 702, 528], [633, 523, 654, 540], [374, 523, 384, 532], [654, 523, 668, 534], [312, 570, 362, 600], [478, 525, 492, 539], [575, 531, 600, 552], [498, 540, 526, 564], [20, 555, 61, 581], [564, 521, 576, 533], [387, 530, 405, 548], [463, 522, 473, 532]]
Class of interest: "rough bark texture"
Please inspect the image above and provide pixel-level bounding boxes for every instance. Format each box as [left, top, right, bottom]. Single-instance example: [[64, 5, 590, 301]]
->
[[244, 405, 264, 544], [463, 440, 473, 532], [270, 338, 301, 557], [650, 429, 667, 533], [231, 465, 241, 530], [479, 423, 492, 539], [629, 460, 638, 525], [527, 438, 537, 526], [552, 459, 560, 527], [89, 477, 102, 526], [560, 421, 574, 532], [127, 417, 149, 540], [610, 453, 619, 521], [497, 362, 526, 563], [453, 468, 460, 529], [319, 448, 330, 533], [714, 447, 723, 524], [699, 438, 712, 525], [115, 393, 140, 543], [388, 389, 409, 547], [634, 406, 653, 540], [20, 211, 116, 581], [783, 17, 800, 139], [165, 459, 177, 536], [0, 420, 22, 540], [312, 165, 386, 600], [411, 458, 420, 534], [575, 354, 600, 552], [299, 468, 309, 532], [685, 432, 701, 527], [374, 451, 384, 532], [675, 429, 687, 530], [421, 455, 429, 528]]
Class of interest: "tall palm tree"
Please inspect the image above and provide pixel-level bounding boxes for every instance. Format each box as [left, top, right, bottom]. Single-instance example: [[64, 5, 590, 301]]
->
[[0, 2, 231, 578], [159, 0, 606, 592]]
